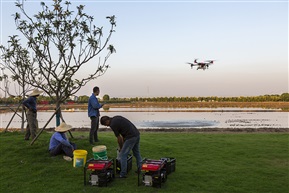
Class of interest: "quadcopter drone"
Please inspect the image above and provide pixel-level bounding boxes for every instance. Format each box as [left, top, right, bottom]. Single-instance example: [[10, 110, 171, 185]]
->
[[187, 59, 216, 70]]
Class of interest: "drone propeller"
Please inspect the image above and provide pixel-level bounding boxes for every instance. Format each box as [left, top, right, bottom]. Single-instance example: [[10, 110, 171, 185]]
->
[[204, 60, 215, 65], [187, 62, 198, 69], [205, 59, 216, 62], [187, 62, 198, 66]]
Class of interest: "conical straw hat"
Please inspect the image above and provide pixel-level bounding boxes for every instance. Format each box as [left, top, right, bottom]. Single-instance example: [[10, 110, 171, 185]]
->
[[29, 89, 43, 96], [55, 122, 72, 132]]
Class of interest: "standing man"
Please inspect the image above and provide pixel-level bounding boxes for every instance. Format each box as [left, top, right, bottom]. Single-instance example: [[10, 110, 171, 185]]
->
[[22, 88, 43, 140], [88, 86, 104, 144], [100, 115, 142, 178]]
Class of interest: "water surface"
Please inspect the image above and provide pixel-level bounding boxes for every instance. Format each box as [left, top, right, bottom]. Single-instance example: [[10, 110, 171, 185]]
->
[[1, 108, 288, 129]]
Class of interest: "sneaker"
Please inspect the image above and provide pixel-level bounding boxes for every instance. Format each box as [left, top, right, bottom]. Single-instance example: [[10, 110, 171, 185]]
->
[[119, 175, 127, 178], [63, 156, 72, 162]]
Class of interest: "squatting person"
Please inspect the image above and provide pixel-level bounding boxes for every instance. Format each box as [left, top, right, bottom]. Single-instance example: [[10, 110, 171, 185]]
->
[[48, 122, 77, 161]]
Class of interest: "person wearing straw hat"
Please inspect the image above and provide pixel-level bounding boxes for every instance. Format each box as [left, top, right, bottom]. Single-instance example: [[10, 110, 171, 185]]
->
[[49, 122, 77, 161], [88, 86, 105, 145], [100, 115, 142, 178], [22, 88, 43, 140]]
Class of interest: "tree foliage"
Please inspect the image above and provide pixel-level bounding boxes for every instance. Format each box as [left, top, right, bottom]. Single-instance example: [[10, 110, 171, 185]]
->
[[1, 0, 116, 107], [0, 36, 33, 97], [1, 93, 288, 106], [103, 94, 110, 101]]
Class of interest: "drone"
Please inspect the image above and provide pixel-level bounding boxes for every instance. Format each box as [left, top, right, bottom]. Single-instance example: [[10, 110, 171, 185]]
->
[[187, 59, 216, 70]]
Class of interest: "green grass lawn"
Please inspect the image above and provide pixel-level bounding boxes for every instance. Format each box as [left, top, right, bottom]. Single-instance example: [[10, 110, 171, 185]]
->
[[0, 131, 288, 193]]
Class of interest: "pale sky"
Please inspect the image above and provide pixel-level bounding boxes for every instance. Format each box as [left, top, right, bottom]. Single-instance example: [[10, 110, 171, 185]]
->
[[0, 0, 288, 98]]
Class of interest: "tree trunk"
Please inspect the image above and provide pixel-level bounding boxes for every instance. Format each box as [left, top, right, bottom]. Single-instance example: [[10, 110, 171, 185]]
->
[[55, 102, 62, 127], [21, 82, 25, 132]]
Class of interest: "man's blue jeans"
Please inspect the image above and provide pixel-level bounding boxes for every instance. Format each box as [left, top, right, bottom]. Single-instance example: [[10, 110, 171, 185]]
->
[[119, 136, 142, 177]]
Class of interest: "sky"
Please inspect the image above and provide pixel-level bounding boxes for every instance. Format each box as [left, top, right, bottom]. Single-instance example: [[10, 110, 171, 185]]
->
[[0, 0, 288, 98]]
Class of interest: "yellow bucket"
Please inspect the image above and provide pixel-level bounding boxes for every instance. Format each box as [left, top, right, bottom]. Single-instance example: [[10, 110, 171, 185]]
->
[[73, 150, 88, 167]]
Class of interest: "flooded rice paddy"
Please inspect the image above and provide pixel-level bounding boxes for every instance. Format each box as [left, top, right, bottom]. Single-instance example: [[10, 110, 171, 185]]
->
[[1, 107, 288, 130]]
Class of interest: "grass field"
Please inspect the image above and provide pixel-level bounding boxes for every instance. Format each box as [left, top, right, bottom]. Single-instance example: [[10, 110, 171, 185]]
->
[[0, 131, 288, 193]]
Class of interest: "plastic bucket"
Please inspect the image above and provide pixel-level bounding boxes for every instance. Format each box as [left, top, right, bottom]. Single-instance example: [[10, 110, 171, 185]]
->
[[73, 150, 88, 167], [92, 145, 108, 160]]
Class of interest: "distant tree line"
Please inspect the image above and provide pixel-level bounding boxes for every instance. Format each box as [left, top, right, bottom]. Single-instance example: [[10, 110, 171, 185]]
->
[[128, 93, 289, 103], [1, 93, 289, 105]]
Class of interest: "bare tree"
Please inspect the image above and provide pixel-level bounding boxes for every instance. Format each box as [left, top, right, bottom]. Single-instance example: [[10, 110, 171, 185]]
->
[[0, 36, 33, 96], [1, 0, 116, 122], [0, 66, 9, 98], [0, 47, 33, 131]]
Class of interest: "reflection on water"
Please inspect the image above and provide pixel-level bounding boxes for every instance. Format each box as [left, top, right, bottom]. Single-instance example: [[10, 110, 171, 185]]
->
[[1, 108, 288, 129], [137, 120, 217, 128]]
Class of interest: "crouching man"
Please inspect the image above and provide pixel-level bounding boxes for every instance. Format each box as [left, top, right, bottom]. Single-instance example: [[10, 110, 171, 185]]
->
[[100, 115, 142, 178], [49, 122, 76, 161]]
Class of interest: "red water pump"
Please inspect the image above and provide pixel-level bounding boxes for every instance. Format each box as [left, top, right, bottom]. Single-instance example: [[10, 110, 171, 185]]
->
[[84, 158, 115, 187], [138, 157, 176, 188]]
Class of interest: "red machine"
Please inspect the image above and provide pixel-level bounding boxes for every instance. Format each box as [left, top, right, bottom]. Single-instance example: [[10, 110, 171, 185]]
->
[[138, 159, 167, 188], [138, 157, 176, 188], [84, 159, 115, 187], [83, 154, 134, 187]]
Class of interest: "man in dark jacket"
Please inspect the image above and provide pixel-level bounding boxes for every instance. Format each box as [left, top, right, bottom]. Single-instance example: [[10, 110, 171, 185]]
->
[[22, 89, 43, 140], [100, 115, 142, 178]]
